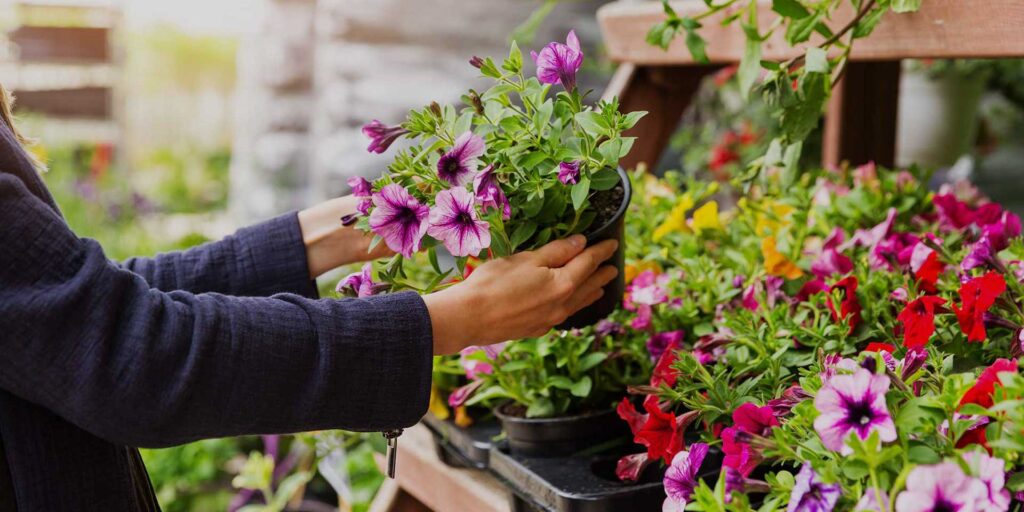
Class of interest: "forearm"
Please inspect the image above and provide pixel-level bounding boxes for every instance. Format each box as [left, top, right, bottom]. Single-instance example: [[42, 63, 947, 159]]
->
[[298, 196, 392, 278]]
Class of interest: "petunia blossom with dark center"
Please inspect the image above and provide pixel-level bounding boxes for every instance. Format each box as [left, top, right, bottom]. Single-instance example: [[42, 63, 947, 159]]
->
[[368, 184, 430, 258], [814, 368, 896, 454], [530, 30, 584, 91], [426, 187, 491, 258], [436, 132, 486, 186], [787, 464, 841, 512]]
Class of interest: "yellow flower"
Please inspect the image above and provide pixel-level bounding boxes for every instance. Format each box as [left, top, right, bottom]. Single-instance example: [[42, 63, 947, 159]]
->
[[751, 200, 795, 236], [428, 385, 450, 421], [454, 406, 473, 428], [691, 201, 721, 233], [762, 236, 803, 279], [625, 260, 664, 283], [653, 194, 694, 241]]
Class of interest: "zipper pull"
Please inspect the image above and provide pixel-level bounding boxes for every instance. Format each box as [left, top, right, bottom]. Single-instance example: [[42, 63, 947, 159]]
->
[[383, 429, 403, 478]]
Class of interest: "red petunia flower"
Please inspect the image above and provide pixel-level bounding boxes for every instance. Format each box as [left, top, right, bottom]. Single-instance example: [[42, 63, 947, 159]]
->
[[651, 347, 680, 388], [827, 276, 862, 334], [709, 144, 740, 171], [912, 247, 944, 294], [864, 342, 897, 354], [732, 402, 779, 435], [959, 358, 1018, 408], [897, 296, 946, 349], [617, 395, 684, 464], [953, 272, 1007, 342]]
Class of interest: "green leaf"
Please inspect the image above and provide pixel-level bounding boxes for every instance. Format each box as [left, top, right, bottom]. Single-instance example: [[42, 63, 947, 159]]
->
[[891, 0, 922, 13], [853, 5, 889, 39], [510, 221, 538, 249], [454, 110, 474, 137], [804, 47, 829, 73], [571, 177, 591, 211], [547, 376, 574, 390], [590, 167, 621, 191], [841, 459, 869, 480], [501, 360, 532, 372], [578, 353, 608, 372], [782, 141, 803, 186], [684, 23, 709, 63], [621, 111, 648, 130], [428, 246, 442, 274], [505, 40, 523, 73], [271, 472, 314, 510], [574, 111, 611, 137], [569, 376, 593, 397], [597, 139, 623, 167], [772, 0, 809, 19], [737, 4, 761, 100], [907, 443, 941, 464], [534, 99, 554, 134], [526, 397, 555, 418]]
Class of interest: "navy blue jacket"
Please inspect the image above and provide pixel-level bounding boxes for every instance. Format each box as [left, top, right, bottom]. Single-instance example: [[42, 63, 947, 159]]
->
[[0, 120, 433, 510]]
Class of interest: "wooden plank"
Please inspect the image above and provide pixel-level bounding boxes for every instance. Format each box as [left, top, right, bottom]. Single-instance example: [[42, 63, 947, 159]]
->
[[11, 87, 111, 119], [598, 0, 1024, 65], [8, 26, 110, 63], [606, 64, 719, 171], [822, 61, 901, 168], [369, 425, 510, 512]]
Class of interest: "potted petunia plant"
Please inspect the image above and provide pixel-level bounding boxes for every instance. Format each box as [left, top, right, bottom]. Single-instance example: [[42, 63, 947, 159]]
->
[[346, 30, 645, 328]]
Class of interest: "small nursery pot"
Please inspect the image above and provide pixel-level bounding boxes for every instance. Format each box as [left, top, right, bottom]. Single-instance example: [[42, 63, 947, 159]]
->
[[494, 404, 630, 458], [557, 167, 632, 330]]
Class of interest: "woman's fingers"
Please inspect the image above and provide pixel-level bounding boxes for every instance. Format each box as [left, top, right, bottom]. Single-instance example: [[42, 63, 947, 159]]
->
[[559, 239, 618, 286], [530, 235, 587, 267], [566, 265, 617, 313]]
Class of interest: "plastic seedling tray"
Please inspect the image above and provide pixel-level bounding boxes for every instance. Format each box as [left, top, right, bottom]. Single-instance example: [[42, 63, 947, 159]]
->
[[422, 414, 502, 470], [489, 444, 724, 512]]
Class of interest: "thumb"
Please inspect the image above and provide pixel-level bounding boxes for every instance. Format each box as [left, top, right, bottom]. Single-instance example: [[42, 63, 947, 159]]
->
[[531, 235, 587, 268]]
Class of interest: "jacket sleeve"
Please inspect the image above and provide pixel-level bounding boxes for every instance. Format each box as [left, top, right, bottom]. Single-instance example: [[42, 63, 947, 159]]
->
[[120, 213, 319, 298], [0, 173, 433, 448]]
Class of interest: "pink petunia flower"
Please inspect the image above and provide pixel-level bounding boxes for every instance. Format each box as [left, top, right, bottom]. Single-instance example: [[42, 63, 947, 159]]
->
[[531, 30, 584, 91], [558, 161, 581, 185], [472, 164, 510, 220], [437, 132, 485, 186], [368, 184, 430, 257], [361, 120, 409, 154], [894, 461, 989, 512], [814, 368, 896, 455], [427, 187, 491, 257], [787, 464, 841, 512], [336, 263, 382, 298]]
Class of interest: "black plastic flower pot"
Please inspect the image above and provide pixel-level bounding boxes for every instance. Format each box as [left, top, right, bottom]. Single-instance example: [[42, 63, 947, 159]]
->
[[494, 404, 630, 458], [557, 167, 632, 330], [421, 413, 502, 470]]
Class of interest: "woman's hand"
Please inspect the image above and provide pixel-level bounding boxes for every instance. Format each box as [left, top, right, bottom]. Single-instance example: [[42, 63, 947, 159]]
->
[[423, 235, 619, 355], [298, 196, 393, 278]]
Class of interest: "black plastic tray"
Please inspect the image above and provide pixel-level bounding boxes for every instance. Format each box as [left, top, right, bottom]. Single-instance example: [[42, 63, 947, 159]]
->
[[421, 414, 502, 470], [489, 444, 725, 512]]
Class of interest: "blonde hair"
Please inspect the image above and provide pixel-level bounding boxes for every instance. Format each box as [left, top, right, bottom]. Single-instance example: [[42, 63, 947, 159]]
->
[[0, 83, 46, 171]]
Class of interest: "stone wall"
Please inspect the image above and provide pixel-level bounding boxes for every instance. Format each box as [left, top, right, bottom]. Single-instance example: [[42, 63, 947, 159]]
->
[[230, 0, 603, 221]]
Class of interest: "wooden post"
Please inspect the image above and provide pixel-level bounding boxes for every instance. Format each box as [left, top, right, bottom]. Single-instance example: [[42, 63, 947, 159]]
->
[[605, 64, 719, 171], [822, 61, 901, 169]]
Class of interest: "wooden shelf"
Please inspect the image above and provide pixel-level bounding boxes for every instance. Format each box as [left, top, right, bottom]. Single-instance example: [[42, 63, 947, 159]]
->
[[598, 0, 1024, 65]]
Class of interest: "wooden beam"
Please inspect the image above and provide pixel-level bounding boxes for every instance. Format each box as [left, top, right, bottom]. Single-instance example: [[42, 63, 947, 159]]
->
[[606, 64, 719, 171], [12, 87, 112, 119], [599, 0, 1024, 65], [822, 61, 901, 169]]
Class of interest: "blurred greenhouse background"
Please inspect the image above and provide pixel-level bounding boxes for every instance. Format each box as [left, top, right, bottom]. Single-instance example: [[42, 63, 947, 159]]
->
[[2, 0, 1024, 510]]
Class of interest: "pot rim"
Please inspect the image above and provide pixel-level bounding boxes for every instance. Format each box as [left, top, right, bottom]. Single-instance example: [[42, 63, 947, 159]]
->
[[493, 402, 617, 425], [584, 167, 632, 243]]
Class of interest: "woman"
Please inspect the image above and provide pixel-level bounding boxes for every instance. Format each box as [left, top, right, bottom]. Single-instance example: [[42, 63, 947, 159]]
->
[[0, 86, 618, 510]]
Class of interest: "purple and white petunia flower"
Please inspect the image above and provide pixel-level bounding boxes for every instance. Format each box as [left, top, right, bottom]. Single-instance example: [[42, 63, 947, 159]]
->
[[531, 30, 584, 91], [473, 164, 510, 220], [787, 464, 841, 512], [362, 120, 409, 154], [964, 451, 1011, 511], [813, 368, 897, 455], [368, 184, 430, 258], [348, 176, 373, 215], [894, 462, 990, 512], [855, 488, 890, 512], [336, 263, 380, 298], [663, 443, 709, 512], [558, 161, 581, 185], [437, 132, 486, 186], [427, 187, 492, 257]]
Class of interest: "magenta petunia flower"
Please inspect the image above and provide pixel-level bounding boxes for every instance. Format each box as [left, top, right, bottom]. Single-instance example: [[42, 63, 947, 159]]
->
[[348, 176, 373, 215], [458, 343, 505, 380], [647, 330, 683, 361], [767, 384, 812, 418], [336, 263, 381, 298], [872, 233, 918, 271], [663, 443, 709, 512], [845, 208, 897, 251], [368, 184, 430, 258], [894, 461, 989, 512], [472, 164, 510, 220], [814, 368, 896, 454], [448, 379, 483, 408], [531, 30, 584, 91], [984, 211, 1022, 251], [362, 120, 409, 154], [558, 161, 581, 185], [437, 132, 486, 186], [787, 464, 841, 512], [427, 187, 491, 257]]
